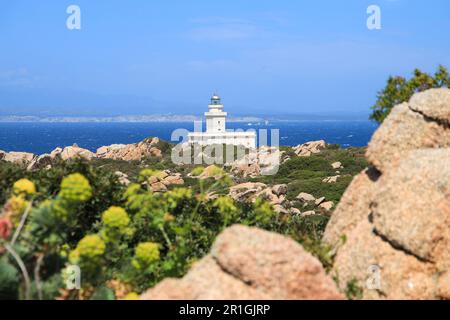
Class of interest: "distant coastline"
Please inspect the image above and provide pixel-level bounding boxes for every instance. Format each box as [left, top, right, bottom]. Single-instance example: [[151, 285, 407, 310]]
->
[[0, 114, 370, 123]]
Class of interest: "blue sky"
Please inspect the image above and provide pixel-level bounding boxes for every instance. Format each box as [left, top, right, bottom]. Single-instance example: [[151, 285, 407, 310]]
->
[[0, 0, 449, 117]]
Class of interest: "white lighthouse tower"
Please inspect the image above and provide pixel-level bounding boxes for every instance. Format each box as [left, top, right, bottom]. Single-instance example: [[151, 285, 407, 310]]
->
[[205, 94, 226, 133], [187, 94, 256, 148]]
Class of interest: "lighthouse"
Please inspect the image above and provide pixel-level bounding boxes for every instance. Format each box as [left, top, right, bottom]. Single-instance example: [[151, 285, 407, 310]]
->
[[187, 94, 256, 148], [205, 94, 227, 133]]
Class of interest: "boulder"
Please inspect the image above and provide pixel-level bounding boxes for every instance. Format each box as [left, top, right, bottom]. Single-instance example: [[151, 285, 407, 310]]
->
[[4, 152, 35, 166], [60, 145, 95, 161], [371, 149, 450, 266], [273, 204, 289, 214], [231, 163, 260, 178], [258, 147, 281, 176], [141, 256, 269, 300], [315, 197, 326, 206], [323, 168, 379, 247], [332, 219, 436, 300], [257, 188, 285, 205], [229, 183, 286, 207], [161, 173, 184, 186], [409, 88, 450, 125], [0, 150, 5, 160], [150, 182, 167, 193], [141, 225, 343, 300], [27, 153, 53, 170], [115, 171, 130, 186], [144, 171, 185, 191], [49, 147, 63, 159], [331, 161, 343, 169], [272, 184, 288, 196], [302, 210, 316, 216], [322, 175, 340, 183], [319, 201, 334, 211], [324, 89, 450, 299], [230, 147, 281, 177], [296, 192, 316, 202], [366, 89, 450, 173], [293, 140, 326, 157], [229, 182, 267, 202], [96, 144, 127, 158]]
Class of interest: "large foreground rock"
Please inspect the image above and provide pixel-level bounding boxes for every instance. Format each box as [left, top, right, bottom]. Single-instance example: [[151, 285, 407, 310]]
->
[[324, 89, 450, 299], [366, 89, 450, 173], [323, 168, 379, 247], [141, 225, 342, 300], [371, 149, 450, 267]]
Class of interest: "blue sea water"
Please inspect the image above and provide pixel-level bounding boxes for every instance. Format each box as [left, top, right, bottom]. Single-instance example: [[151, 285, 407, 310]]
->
[[0, 121, 378, 155]]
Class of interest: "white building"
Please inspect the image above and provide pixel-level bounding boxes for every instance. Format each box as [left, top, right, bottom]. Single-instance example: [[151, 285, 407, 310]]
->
[[188, 95, 256, 148]]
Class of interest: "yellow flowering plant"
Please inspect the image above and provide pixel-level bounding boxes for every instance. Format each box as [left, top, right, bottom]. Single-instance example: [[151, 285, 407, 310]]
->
[[59, 173, 93, 202], [12, 178, 36, 196], [131, 242, 160, 270], [100, 206, 134, 243]]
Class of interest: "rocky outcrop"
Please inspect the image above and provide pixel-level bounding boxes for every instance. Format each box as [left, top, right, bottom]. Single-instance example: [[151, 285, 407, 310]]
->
[[3, 152, 36, 166], [50, 147, 63, 159], [272, 184, 288, 196], [229, 182, 287, 208], [96, 144, 127, 158], [141, 225, 343, 300], [144, 170, 184, 192], [229, 182, 267, 202], [115, 171, 131, 186], [296, 192, 316, 202], [3, 137, 164, 170], [96, 138, 162, 161], [54, 144, 95, 161], [323, 88, 450, 299], [27, 154, 53, 170], [292, 140, 326, 157], [230, 146, 284, 177]]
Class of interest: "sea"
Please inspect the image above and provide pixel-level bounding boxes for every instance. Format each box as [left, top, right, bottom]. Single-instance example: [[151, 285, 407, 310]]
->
[[0, 121, 378, 155]]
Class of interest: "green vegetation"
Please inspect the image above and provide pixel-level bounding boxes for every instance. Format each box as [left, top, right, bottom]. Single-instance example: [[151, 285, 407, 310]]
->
[[254, 145, 367, 203], [345, 278, 364, 300], [370, 65, 449, 123]]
